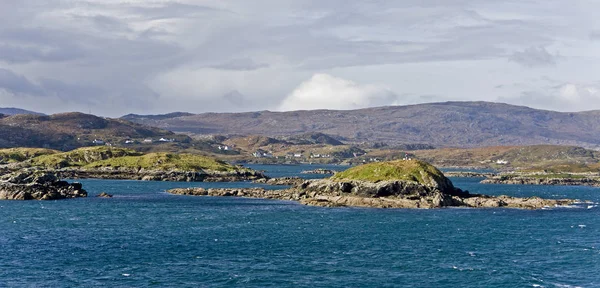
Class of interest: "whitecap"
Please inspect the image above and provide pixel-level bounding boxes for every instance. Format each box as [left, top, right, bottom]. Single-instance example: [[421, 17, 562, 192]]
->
[[122, 274, 131, 277]]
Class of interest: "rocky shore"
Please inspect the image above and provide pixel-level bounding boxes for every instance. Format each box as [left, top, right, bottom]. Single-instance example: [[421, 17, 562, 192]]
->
[[0, 170, 87, 200], [300, 169, 337, 175], [16, 167, 268, 182], [168, 178, 579, 209], [253, 177, 305, 186], [443, 171, 496, 178], [481, 175, 600, 187]]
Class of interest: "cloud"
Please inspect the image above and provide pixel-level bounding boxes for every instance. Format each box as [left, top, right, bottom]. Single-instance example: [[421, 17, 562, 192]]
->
[[222, 90, 247, 106], [590, 30, 600, 41], [278, 74, 398, 111], [209, 58, 269, 71], [509, 47, 558, 68], [0, 0, 600, 116], [498, 82, 600, 112], [0, 68, 43, 95]]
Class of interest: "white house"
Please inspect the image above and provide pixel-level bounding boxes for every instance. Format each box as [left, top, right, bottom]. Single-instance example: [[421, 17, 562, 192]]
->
[[92, 139, 104, 145]]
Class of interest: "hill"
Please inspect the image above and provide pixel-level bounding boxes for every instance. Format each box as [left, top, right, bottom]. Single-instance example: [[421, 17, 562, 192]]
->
[[26, 146, 235, 172], [120, 102, 600, 148], [0, 107, 44, 116], [332, 159, 452, 190], [408, 145, 600, 169], [0, 112, 187, 151]]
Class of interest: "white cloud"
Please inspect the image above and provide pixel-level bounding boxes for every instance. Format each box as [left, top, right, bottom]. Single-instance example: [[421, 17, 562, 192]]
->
[[499, 81, 600, 112], [278, 74, 398, 111], [1, 0, 600, 115]]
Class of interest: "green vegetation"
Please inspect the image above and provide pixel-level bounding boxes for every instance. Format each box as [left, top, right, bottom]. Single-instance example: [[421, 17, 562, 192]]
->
[[22, 146, 237, 172], [501, 173, 589, 180], [30, 146, 142, 168], [0, 148, 59, 164], [86, 152, 236, 172], [521, 162, 600, 174], [332, 159, 447, 185]]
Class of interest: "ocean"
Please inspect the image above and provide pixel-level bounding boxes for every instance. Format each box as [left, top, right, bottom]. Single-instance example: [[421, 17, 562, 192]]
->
[[1, 164, 598, 287]]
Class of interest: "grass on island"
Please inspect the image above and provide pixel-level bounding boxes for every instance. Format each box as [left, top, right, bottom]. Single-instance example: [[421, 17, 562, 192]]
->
[[24, 146, 238, 172], [29, 146, 142, 168], [332, 159, 447, 184], [85, 152, 236, 172], [0, 148, 59, 164]]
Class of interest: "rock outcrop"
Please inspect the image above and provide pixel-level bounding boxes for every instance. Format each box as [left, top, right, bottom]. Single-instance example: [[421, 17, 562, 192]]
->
[[481, 175, 600, 186], [300, 169, 337, 175], [96, 192, 113, 198], [39, 167, 267, 182], [253, 177, 305, 186], [443, 171, 496, 178], [167, 178, 580, 209], [0, 170, 87, 200], [167, 160, 583, 209]]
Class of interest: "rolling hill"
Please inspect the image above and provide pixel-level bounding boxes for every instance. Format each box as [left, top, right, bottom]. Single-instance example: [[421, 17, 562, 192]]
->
[[0, 107, 44, 116], [0, 112, 187, 151], [121, 102, 600, 148]]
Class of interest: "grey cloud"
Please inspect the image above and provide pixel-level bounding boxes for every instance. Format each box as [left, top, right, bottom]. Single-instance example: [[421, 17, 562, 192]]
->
[[590, 31, 600, 41], [0, 68, 44, 96], [509, 47, 558, 68], [0, 27, 87, 63], [209, 59, 269, 71], [126, 2, 229, 20], [222, 90, 247, 106], [0, 44, 84, 64]]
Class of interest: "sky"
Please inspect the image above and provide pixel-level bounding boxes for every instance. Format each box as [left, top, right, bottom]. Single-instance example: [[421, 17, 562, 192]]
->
[[1, 0, 600, 117]]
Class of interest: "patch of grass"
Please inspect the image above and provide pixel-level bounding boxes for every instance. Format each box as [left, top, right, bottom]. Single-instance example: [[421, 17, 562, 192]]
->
[[0, 148, 59, 164], [29, 146, 142, 168], [84, 152, 236, 171], [332, 159, 447, 185]]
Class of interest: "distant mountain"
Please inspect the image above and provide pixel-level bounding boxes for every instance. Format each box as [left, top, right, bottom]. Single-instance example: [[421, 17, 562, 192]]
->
[[121, 102, 600, 148], [0, 107, 44, 116], [122, 112, 194, 121], [0, 112, 186, 150]]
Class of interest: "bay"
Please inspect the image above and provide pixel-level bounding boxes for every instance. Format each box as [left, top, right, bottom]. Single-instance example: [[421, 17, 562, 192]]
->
[[0, 164, 598, 287]]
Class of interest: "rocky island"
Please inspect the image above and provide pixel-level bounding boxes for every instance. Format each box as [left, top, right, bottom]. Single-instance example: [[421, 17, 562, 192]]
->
[[0, 170, 87, 200], [0, 147, 266, 182], [481, 173, 600, 187], [168, 160, 580, 209]]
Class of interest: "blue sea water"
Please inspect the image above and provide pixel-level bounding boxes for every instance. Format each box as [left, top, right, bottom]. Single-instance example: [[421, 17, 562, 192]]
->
[[1, 165, 599, 287]]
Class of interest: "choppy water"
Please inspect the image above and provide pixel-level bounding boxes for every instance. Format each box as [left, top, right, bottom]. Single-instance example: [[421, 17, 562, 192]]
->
[[1, 165, 599, 287]]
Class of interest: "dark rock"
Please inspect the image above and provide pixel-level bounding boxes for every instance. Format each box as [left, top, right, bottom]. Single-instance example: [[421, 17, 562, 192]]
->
[[0, 170, 87, 200], [253, 177, 304, 186], [300, 169, 336, 175], [481, 174, 600, 187]]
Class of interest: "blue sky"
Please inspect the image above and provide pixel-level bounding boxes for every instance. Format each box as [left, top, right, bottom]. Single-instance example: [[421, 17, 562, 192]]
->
[[1, 0, 599, 116]]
